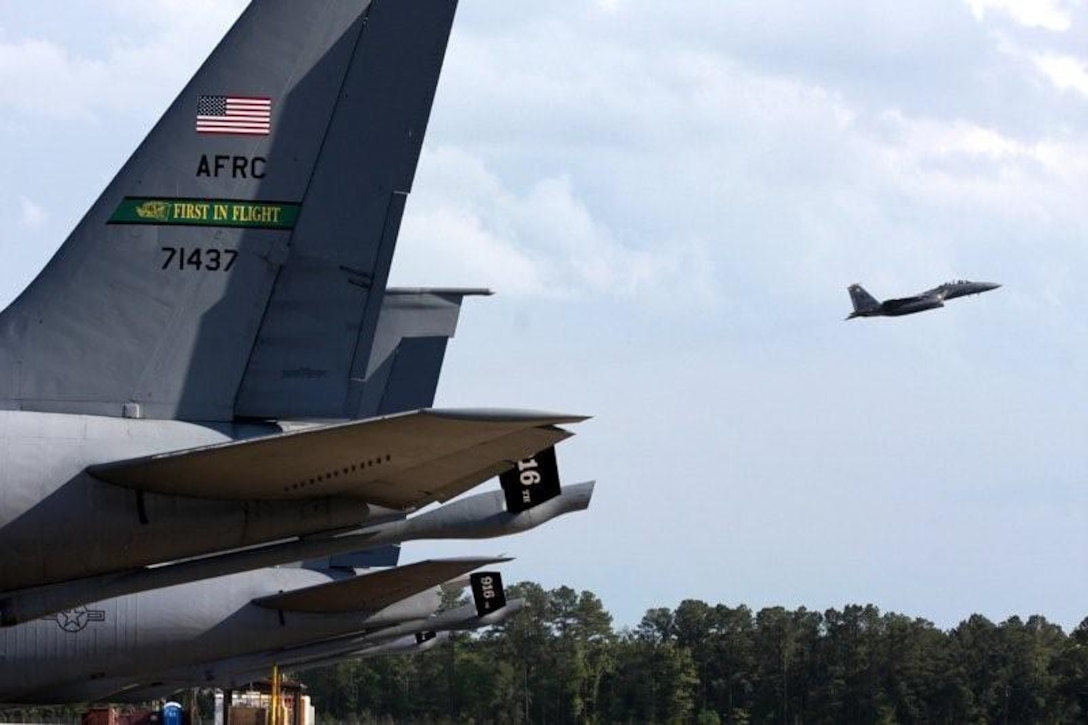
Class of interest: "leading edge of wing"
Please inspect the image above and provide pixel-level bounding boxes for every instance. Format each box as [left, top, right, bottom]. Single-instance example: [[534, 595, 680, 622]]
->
[[252, 556, 511, 614], [87, 409, 586, 506]]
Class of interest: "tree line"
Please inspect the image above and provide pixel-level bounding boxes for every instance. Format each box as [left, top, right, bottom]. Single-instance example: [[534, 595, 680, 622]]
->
[[299, 582, 1088, 724]]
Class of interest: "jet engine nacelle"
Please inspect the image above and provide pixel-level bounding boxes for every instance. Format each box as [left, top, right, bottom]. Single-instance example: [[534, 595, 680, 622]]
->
[[372, 480, 595, 542]]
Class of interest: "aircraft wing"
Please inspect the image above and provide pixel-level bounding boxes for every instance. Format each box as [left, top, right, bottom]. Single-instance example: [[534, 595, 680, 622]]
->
[[251, 557, 510, 614], [884, 294, 930, 306], [88, 409, 584, 506]]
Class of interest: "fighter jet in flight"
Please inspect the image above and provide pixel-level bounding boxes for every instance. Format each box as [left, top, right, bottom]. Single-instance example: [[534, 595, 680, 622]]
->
[[845, 280, 1001, 319]]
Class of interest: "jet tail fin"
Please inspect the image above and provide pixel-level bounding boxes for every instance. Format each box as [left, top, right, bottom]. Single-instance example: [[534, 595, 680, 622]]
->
[[847, 283, 880, 318], [0, 0, 460, 421]]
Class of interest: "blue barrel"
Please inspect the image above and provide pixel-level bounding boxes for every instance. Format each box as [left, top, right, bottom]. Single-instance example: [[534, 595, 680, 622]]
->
[[162, 701, 183, 725]]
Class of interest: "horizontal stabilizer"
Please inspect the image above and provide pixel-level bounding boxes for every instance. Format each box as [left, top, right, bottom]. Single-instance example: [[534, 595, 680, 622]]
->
[[252, 556, 509, 614], [88, 409, 584, 505]]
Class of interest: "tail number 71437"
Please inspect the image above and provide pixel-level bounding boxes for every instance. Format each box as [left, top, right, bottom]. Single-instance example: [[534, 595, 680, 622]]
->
[[161, 246, 237, 271]]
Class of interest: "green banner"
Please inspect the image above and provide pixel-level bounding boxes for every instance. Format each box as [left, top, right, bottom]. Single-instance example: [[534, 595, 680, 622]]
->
[[109, 197, 300, 230]]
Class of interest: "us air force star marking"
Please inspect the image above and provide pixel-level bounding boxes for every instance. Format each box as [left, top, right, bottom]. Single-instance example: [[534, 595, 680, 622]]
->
[[42, 606, 107, 633]]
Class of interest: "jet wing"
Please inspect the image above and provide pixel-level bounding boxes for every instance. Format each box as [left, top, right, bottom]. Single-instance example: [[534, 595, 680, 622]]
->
[[88, 409, 584, 506], [884, 294, 929, 306], [251, 556, 510, 614]]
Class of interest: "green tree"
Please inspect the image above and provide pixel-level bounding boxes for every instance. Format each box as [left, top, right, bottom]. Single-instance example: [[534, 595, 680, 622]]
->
[[293, 583, 1088, 724]]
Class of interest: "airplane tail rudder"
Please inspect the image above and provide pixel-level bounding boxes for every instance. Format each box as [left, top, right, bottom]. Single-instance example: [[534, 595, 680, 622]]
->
[[847, 283, 880, 315], [0, 0, 461, 422]]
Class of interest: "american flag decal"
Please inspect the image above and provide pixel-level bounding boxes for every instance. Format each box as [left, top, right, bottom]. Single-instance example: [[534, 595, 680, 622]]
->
[[196, 95, 272, 136]]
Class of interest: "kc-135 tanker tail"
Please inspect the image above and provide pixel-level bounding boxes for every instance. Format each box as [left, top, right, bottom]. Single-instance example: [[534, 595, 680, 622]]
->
[[0, 0, 460, 422]]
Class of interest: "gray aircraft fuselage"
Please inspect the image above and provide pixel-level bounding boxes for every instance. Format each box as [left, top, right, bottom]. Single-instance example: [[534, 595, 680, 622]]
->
[[55, 596, 523, 705], [146, 600, 523, 701], [846, 280, 1000, 319], [0, 566, 440, 704], [0, 476, 594, 703], [0, 413, 363, 594], [0, 288, 478, 612]]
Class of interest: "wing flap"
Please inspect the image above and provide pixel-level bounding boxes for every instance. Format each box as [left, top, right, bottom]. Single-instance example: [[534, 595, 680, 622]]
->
[[88, 409, 585, 505], [252, 556, 510, 614]]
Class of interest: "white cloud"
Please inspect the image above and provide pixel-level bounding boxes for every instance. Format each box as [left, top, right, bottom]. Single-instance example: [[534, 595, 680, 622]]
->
[[868, 111, 1088, 223], [1031, 52, 1088, 96], [395, 146, 720, 303], [17, 196, 47, 230], [964, 0, 1075, 30], [398, 203, 550, 297], [0, 1, 245, 120], [106, 0, 248, 31], [0, 38, 107, 120]]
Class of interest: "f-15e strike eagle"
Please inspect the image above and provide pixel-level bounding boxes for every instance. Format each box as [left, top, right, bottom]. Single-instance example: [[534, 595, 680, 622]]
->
[[0, 0, 594, 704], [846, 280, 1001, 319]]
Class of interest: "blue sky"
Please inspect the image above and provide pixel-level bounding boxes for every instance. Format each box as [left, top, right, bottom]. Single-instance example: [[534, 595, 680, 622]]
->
[[1, 0, 1086, 631]]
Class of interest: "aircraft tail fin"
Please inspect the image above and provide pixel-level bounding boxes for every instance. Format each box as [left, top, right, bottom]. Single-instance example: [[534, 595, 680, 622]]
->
[[847, 283, 880, 318], [0, 0, 460, 421]]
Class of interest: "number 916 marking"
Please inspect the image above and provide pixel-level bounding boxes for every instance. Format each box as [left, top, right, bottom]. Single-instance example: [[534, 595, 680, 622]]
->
[[161, 246, 237, 271]]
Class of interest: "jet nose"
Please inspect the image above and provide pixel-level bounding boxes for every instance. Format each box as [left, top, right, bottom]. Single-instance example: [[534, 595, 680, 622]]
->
[[980, 282, 1002, 291]]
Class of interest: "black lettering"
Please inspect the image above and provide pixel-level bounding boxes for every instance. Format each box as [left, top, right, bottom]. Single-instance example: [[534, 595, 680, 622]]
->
[[160, 247, 238, 272], [186, 248, 203, 270], [195, 154, 268, 178]]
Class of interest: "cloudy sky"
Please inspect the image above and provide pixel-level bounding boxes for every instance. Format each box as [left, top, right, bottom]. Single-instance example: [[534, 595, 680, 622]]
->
[[1, 0, 1086, 632]]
